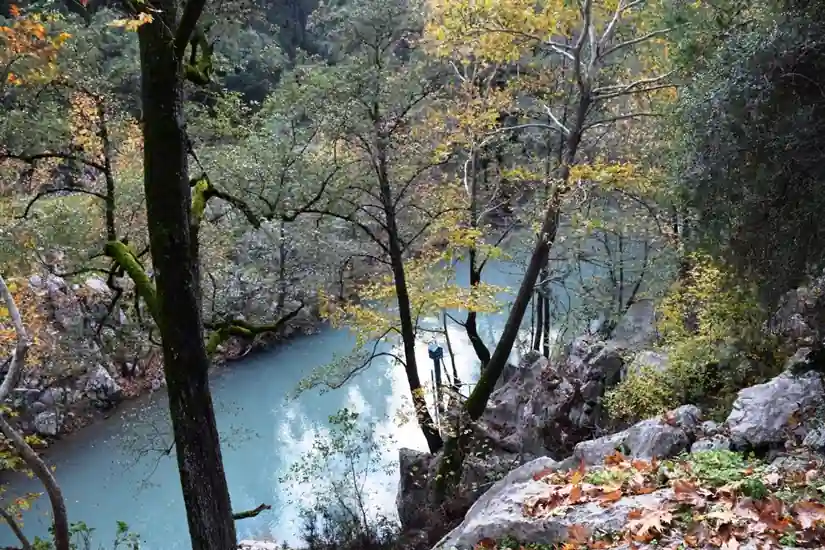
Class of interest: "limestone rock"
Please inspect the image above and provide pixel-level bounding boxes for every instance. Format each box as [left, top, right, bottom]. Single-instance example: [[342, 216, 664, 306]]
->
[[434, 457, 669, 550], [691, 435, 732, 453], [573, 405, 701, 466], [767, 271, 825, 345], [725, 371, 824, 448], [84, 365, 123, 407], [33, 410, 61, 436], [397, 448, 435, 529], [610, 298, 658, 350], [482, 339, 626, 458]]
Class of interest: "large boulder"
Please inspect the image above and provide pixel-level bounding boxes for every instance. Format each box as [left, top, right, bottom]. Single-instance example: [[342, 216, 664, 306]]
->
[[33, 410, 62, 436], [767, 270, 825, 346], [572, 405, 701, 466], [434, 456, 670, 550], [84, 365, 123, 407], [725, 370, 824, 449], [482, 339, 626, 458], [610, 298, 658, 350]]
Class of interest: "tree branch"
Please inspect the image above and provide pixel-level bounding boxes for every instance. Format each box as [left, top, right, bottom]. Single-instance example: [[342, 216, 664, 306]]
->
[[18, 188, 108, 220], [0, 274, 70, 550], [232, 503, 271, 521], [174, 0, 209, 59], [0, 151, 106, 172], [204, 302, 305, 355], [0, 507, 32, 550], [582, 112, 661, 131]]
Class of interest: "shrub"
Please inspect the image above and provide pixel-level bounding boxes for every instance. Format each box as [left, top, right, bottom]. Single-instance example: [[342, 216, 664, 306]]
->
[[606, 253, 784, 422]]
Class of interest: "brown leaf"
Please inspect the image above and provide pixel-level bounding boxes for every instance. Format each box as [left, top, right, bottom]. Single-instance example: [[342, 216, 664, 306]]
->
[[569, 484, 583, 504], [627, 508, 644, 520], [565, 523, 589, 544], [627, 471, 647, 493], [627, 509, 673, 538], [793, 500, 825, 529], [599, 489, 624, 506], [763, 472, 781, 486], [631, 459, 652, 472], [673, 478, 706, 506], [707, 508, 737, 525], [604, 450, 627, 466], [532, 466, 555, 481]]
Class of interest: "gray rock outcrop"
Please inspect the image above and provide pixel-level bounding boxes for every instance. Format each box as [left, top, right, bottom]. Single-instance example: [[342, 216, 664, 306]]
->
[[434, 457, 671, 550], [725, 370, 824, 448]]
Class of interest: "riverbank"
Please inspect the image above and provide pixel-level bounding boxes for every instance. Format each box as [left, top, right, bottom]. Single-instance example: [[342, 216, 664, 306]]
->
[[0, 270, 326, 443]]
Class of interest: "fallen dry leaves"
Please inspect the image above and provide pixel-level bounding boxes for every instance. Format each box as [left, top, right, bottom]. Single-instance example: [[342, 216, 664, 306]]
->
[[516, 450, 825, 549]]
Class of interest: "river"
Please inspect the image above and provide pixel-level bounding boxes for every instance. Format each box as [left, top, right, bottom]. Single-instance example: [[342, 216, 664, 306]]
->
[[0, 260, 539, 549]]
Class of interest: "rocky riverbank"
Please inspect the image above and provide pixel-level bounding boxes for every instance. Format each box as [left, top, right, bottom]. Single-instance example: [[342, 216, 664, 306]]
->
[[0, 271, 320, 439], [414, 272, 825, 549]]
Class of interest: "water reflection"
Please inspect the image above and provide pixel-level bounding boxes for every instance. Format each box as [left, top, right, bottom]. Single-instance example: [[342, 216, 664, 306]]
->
[[0, 261, 525, 548]]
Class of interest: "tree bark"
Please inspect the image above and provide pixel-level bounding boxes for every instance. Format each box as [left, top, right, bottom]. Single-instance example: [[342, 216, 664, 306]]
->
[[376, 136, 443, 454], [137, 3, 237, 548], [463, 93, 589, 423], [466, 249, 491, 368], [464, 152, 492, 368], [532, 290, 544, 351], [0, 275, 70, 550]]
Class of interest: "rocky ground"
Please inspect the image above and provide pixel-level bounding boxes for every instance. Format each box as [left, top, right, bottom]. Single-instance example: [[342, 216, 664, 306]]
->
[[390, 275, 825, 550]]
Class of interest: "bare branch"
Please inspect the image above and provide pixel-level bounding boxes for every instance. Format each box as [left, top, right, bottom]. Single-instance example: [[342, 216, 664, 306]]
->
[[0, 507, 33, 549], [17, 187, 108, 220], [582, 112, 661, 131], [0, 274, 70, 550], [592, 72, 675, 101], [232, 503, 271, 521], [0, 275, 27, 402], [598, 28, 672, 61], [0, 151, 106, 172]]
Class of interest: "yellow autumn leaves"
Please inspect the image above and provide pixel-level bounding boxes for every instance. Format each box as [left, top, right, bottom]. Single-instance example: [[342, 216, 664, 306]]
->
[[1, 6, 71, 87]]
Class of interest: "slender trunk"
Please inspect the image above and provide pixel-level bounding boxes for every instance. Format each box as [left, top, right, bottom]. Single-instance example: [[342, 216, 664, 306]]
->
[[542, 292, 551, 358], [0, 417, 69, 550], [138, 6, 237, 549], [442, 311, 461, 392], [376, 139, 443, 454], [466, 251, 491, 367], [277, 219, 287, 310], [465, 151, 492, 367], [0, 275, 69, 550], [532, 290, 544, 351], [464, 93, 589, 421]]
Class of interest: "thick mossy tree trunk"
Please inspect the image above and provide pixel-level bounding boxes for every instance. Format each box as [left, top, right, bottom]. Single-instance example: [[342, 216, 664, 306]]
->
[[137, 2, 237, 548]]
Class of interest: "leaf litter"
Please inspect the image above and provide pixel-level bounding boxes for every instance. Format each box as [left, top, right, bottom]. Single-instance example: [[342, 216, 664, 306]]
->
[[504, 450, 825, 549]]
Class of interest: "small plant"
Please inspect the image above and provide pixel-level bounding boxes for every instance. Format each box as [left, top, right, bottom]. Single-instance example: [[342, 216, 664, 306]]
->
[[31, 521, 139, 550]]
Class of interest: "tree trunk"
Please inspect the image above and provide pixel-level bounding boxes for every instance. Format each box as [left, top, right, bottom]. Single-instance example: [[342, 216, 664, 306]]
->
[[465, 153, 492, 367], [376, 138, 443, 454], [532, 289, 544, 351], [542, 292, 551, 358], [0, 275, 70, 550], [138, 4, 237, 549], [466, 249, 491, 367], [463, 92, 589, 422]]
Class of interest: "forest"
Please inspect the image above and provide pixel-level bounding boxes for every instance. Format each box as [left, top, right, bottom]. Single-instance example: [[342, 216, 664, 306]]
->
[[1, 0, 824, 548]]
